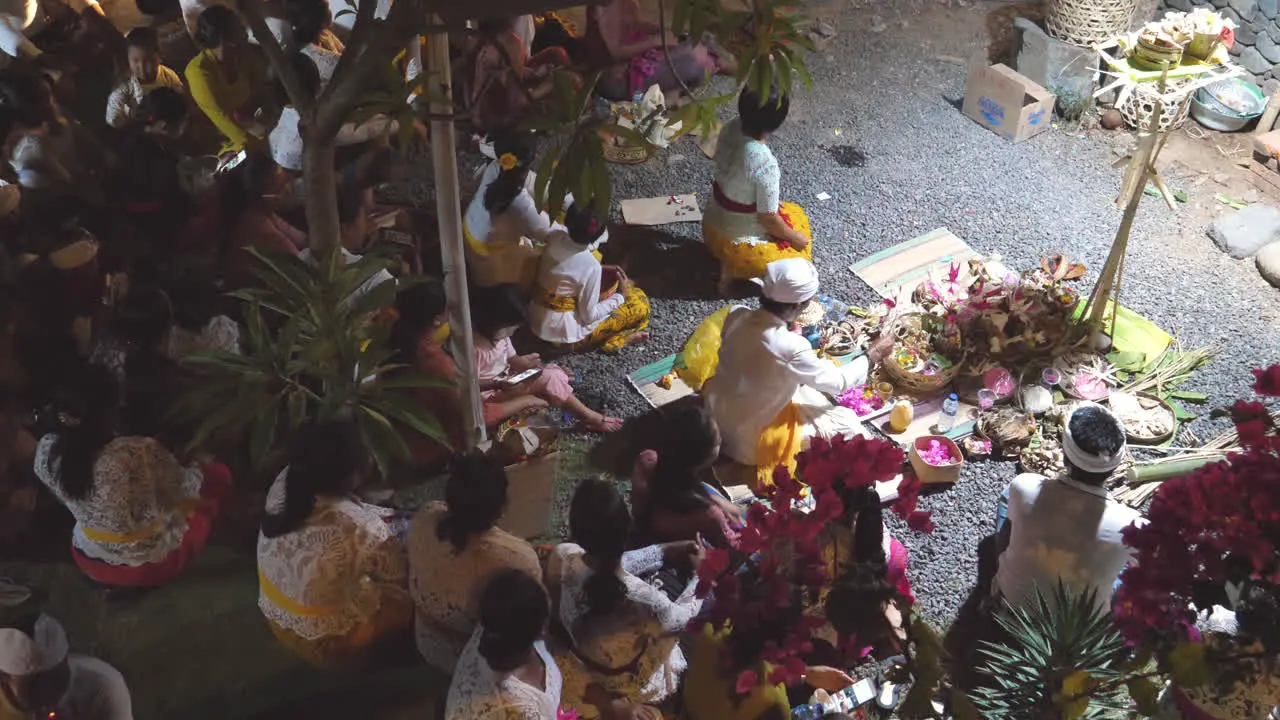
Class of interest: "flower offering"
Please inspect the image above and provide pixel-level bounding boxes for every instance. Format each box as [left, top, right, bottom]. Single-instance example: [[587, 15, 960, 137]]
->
[[919, 439, 959, 467]]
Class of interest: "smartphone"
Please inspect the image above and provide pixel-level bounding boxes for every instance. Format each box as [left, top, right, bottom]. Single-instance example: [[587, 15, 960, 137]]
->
[[503, 368, 543, 386]]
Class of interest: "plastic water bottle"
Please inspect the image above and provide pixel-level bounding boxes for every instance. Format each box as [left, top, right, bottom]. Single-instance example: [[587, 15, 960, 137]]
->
[[938, 393, 960, 433], [632, 90, 644, 105]]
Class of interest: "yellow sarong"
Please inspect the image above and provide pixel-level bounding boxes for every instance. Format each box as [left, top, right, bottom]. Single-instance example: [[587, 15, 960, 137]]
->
[[704, 201, 814, 281], [542, 285, 650, 355], [754, 402, 804, 492]]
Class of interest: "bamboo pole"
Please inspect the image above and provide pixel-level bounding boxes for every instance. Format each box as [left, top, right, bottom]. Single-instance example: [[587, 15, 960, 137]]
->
[[427, 24, 486, 449]]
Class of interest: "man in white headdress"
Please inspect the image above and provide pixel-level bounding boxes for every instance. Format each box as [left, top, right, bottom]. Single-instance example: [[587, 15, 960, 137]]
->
[[992, 403, 1145, 613], [0, 596, 133, 719], [704, 257, 891, 489]]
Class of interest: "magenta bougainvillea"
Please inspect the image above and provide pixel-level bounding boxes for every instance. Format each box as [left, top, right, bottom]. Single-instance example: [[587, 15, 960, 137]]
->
[[691, 435, 933, 692], [1113, 364, 1280, 646]]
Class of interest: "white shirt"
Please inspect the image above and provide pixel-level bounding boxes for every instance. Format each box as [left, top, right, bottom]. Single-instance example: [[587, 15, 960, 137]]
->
[[529, 231, 622, 345], [301, 42, 339, 86], [463, 160, 553, 288], [297, 246, 393, 299], [993, 473, 1144, 614], [104, 66, 184, 128], [0, 0, 42, 60], [703, 307, 869, 465], [704, 118, 781, 243], [256, 470, 408, 641], [446, 632, 562, 720], [269, 106, 396, 171]]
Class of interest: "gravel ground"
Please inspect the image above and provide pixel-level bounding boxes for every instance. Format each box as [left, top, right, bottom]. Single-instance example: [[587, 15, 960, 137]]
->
[[519, 0, 1280, 628]]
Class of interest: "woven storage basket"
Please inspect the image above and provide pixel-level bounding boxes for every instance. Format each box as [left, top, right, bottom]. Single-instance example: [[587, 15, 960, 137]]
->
[[598, 128, 653, 165], [1119, 79, 1194, 131], [1045, 0, 1136, 45], [882, 313, 965, 395]]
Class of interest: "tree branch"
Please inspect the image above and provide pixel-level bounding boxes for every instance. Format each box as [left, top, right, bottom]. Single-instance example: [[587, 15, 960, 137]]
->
[[239, 0, 313, 115], [325, 0, 380, 98]]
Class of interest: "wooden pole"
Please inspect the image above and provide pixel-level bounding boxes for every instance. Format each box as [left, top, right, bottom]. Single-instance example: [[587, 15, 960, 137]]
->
[[427, 23, 486, 449]]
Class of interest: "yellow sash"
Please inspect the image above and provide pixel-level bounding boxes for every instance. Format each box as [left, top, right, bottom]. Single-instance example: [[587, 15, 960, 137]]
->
[[258, 567, 340, 618], [754, 402, 804, 492], [462, 222, 490, 256], [81, 522, 163, 544], [538, 288, 577, 312]]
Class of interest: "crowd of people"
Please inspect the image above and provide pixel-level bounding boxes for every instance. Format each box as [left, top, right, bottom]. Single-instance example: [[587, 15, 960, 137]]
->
[[0, 0, 1277, 718]]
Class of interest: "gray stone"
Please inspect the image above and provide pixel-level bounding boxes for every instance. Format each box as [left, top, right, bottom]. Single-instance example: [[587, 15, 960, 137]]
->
[[1264, 76, 1280, 96], [1210, 205, 1280, 258], [1258, 32, 1280, 62], [1239, 45, 1273, 73], [1166, 0, 1193, 9], [1232, 0, 1259, 21], [1258, 242, 1280, 287], [1237, 21, 1259, 45], [1262, 0, 1279, 18], [1231, 39, 1246, 55], [1220, 6, 1243, 24], [1212, 0, 1230, 8]]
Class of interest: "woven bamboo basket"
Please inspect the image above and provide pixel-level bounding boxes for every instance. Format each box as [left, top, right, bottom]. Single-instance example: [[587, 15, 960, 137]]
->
[[1045, 0, 1137, 46], [882, 313, 965, 396], [1118, 78, 1194, 131], [598, 128, 653, 165]]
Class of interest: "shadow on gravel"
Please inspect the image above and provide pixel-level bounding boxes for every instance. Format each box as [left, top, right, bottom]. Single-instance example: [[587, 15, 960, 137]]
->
[[603, 225, 720, 300]]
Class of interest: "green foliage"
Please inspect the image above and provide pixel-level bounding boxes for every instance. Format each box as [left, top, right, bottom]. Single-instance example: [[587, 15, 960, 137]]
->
[[971, 583, 1131, 720], [524, 70, 615, 219], [177, 247, 450, 476]]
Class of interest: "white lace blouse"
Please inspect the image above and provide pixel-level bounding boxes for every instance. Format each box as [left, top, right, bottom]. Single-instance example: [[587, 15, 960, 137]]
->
[[1156, 606, 1280, 720], [168, 316, 242, 358], [529, 232, 623, 345], [34, 434, 204, 566], [446, 632, 563, 720], [256, 470, 408, 641], [407, 502, 543, 674], [705, 118, 781, 243], [546, 543, 701, 717]]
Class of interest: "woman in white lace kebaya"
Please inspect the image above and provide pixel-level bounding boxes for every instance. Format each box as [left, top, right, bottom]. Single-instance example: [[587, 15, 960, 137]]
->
[[34, 364, 232, 587], [546, 477, 703, 718], [446, 569, 564, 720], [408, 453, 542, 674], [256, 421, 412, 671]]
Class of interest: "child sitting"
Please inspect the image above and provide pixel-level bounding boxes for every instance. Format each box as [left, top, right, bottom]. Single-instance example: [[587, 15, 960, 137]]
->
[[472, 284, 623, 433], [106, 27, 184, 129]]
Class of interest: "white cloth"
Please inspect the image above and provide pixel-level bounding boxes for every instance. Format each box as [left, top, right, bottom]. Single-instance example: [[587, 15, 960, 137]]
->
[[529, 231, 623, 345], [754, 257, 819, 304], [993, 473, 1145, 614], [296, 246, 394, 300], [407, 502, 543, 675], [463, 160, 553, 288], [256, 469, 408, 641], [268, 106, 396, 171], [445, 633, 562, 720], [1062, 403, 1126, 474], [514, 14, 535, 56], [703, 307, 869, 466], [0, 613, 68, 675], [35, 435, 204, 567], [104, 66, 184, 128], [167, 316, 242, 358], [704, 118, 781, 244], [546, 542, 701, 717], [0, 0, 42, 60]]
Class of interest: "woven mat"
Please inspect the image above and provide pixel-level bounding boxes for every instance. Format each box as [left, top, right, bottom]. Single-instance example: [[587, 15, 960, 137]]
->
[[849, 227, 981, 301], [628, 354, 695, 409]]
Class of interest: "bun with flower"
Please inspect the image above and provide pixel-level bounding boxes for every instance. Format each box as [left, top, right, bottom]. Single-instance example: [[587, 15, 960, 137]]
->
[[482, 128, 537, 216]]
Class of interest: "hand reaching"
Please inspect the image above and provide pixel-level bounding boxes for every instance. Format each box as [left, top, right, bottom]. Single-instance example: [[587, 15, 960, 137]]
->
[[804, 665, 855, 693]]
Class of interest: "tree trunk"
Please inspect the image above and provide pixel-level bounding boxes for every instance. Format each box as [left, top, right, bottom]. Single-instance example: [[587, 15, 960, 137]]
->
[[302, 134, 341, 252]]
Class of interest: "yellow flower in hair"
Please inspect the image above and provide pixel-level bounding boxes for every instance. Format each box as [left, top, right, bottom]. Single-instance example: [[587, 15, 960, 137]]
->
[[498, 153, 519, 171]]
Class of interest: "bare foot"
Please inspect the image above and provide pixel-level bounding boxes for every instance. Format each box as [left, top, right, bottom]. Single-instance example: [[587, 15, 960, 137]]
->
[[582, 413, 625, 433]]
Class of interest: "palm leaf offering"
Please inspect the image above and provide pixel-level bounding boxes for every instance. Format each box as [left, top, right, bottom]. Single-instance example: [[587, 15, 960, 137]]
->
[[178, 247, 448, 476]]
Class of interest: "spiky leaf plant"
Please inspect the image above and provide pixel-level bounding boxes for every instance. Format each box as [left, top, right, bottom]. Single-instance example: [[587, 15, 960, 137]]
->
[[971, 583, 1132, 720]]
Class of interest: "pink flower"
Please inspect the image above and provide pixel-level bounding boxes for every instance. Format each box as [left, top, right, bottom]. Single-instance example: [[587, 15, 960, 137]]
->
[[735, 669, 760, 694], [907, 510, 936, 533]]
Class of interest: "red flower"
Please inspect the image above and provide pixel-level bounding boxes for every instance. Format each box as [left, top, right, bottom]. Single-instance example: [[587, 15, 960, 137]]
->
[[735, 669, 760, 695], [907, 510, 936, 533], [1252, 365, 1280, 396]]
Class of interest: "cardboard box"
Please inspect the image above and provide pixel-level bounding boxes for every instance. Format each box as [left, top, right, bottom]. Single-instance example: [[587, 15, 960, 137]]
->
[[961, 61, 1056, 142], [496, 451, 560, 540]]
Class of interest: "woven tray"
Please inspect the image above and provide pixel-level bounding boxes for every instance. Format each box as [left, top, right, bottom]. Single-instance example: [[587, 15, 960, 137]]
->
[[1046, 0, 1136, 46]]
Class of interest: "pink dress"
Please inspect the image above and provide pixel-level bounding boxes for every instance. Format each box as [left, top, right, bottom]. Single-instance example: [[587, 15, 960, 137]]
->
[[473, 335, 575, 426]]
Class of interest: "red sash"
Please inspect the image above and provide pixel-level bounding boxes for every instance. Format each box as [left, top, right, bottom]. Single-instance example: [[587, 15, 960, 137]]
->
[[712, 182, 756, 214]]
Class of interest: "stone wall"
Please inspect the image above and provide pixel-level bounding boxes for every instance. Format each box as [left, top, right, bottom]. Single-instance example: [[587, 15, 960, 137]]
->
[[1162, 0, 1280, 93]]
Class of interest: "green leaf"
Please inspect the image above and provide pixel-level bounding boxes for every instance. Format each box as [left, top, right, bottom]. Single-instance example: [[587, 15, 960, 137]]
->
[[357, 405, 410, 480], [774, 49, 794, 96], [1171, 401, 1197, 422], [1168, 390, 1208, 403], [534, 146, 558, 212], [1168, 642, 1212, 688], [587, 132, 611, 216], [249, 397, 281, 470], [367, 394, 450, 449], [1126, 677, 1161, 716]]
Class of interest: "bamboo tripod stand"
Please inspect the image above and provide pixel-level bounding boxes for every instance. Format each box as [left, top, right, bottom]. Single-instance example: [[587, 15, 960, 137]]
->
[[1082, 69, 1192, 341]]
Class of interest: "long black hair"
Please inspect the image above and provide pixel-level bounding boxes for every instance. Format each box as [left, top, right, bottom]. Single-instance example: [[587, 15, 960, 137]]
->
[[563, 202, 605, 247], [260, 420, 364, 538], [469, 283, 526, 343], [643, 405, 718, 520], [285, 0, 329, 47], [824, 486, 896, 650], [388, 279, 448, 366], [482, 129, 536, 216], [738, 87, 790, 140], [49, 364, 120, 500], [568, 477, 631, 617], [477, 568, 548, 672], [215, 151, 280, 266], [437, 452, 509, 553], [195, 5, 240, 50]]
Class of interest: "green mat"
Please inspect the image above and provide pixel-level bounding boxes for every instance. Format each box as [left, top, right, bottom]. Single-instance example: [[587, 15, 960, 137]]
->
[[1074, 300, 1172, 365]]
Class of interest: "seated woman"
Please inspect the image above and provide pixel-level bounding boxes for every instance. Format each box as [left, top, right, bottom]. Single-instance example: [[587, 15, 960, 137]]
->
[[703, 89, 811, 296], [472, 284, 621, 432], [547, 477, 701, 717], [214, 151, 304, 282], [629, 404, 742, 549], [586, 0, 727, 102], [463, 129, 556, 289], [164, 272, 241, 357], [466, 16, 569, 133], [105, 26, 184, 129], [257, 420, 412, 671], [33, 363, 232, 587], [445, 569, 564, 720], [284, 0, 344, 87], [185, 5, 270, 153], [387, 280, 465, 466], [529, 203, 649, 355], [408, 452, 542, 674]]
